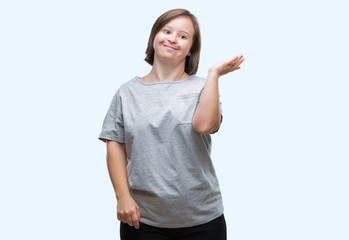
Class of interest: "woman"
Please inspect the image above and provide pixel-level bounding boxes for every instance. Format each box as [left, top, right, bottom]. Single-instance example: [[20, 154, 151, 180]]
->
[[99, 8, 244, 240]]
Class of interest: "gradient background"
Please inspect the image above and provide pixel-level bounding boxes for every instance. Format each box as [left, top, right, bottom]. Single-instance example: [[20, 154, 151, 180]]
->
[[1, 0, 348, 239]]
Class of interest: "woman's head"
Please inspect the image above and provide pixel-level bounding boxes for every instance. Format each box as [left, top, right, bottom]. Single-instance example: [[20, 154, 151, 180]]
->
[[145, 9, 201, 75]]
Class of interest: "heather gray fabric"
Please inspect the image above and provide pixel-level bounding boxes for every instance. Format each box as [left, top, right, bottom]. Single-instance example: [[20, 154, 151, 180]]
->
[[98, 75, 223, 228]]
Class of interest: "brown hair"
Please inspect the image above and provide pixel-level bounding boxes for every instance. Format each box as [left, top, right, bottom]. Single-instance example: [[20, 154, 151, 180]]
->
[[144, 9, 201, 75]]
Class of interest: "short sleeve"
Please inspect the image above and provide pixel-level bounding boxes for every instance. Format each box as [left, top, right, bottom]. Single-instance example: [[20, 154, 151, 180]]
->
[[211, 94, 223, 134], [194, 88, 223, 134], [98, 91, 125, 143]]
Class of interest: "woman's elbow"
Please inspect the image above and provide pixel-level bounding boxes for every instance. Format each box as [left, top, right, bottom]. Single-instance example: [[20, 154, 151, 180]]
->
[[192, 121, 221, 135]]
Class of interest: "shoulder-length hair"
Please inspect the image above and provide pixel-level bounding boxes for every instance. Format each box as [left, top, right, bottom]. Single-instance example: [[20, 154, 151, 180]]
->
[[144, 9, 201, 75]]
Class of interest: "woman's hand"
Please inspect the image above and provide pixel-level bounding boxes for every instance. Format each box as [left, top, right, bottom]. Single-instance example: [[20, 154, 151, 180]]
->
[[117, 194, 141, 229], [209, 54, 245, 77]]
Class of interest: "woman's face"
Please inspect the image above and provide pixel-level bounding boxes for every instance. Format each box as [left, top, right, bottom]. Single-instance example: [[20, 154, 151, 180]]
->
[[153, 16, 194, 64]]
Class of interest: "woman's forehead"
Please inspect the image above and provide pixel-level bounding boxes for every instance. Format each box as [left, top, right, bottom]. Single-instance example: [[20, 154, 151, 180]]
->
[[163, 16, 194, 33]]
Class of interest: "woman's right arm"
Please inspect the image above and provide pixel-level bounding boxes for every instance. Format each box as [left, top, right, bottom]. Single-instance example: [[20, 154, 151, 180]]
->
[[106, 140, 141, 229]]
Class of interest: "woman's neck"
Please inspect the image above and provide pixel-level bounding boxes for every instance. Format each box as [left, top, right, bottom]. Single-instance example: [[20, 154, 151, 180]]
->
[[141, 58, 190, 83]]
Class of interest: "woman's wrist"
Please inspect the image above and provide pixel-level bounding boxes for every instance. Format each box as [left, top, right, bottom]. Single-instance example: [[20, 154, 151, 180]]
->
[[208, 67, 221, 79], [115, 188, 132, 200]]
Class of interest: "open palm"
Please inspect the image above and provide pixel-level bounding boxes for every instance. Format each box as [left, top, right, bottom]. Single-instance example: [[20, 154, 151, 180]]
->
[[210, 54, 245, 77]]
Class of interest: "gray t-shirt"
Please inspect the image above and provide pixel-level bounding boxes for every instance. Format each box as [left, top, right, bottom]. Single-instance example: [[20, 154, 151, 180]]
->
[[98, 75, 224, 228]]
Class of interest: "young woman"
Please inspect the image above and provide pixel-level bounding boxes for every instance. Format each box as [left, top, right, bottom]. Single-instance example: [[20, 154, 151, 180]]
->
[[99, 8, 244, 240]]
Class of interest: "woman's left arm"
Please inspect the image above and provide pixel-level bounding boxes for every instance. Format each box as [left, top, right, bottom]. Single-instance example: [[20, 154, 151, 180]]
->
[[192, 54, 245, 134]]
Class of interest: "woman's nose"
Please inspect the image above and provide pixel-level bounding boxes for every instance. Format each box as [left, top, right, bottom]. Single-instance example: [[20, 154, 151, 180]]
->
[[168, 34, 177, 43]]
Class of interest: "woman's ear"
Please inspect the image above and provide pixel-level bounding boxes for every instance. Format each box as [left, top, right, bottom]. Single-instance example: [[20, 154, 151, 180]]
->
[[187, 52, 191, 56]]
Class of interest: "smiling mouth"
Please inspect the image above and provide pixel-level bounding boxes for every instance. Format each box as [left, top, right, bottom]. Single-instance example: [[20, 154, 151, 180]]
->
[[163, 45, 177, 50]]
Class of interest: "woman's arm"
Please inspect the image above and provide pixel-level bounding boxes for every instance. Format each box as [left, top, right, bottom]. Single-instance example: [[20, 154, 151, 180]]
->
[[106, 140, 141, 229], [192, 54, 245, 134]]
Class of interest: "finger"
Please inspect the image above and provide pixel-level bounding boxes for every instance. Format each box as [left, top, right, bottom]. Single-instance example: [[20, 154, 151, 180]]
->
[[228, 59, 239, 66], [235, 59, 245, 67], [131, 212, 140, 229], [233, 55, 243, 60], [125, 211, 135, 227], [231, 56, 244, 65], [118, 210, 128, 223], [228, 62, 241, 69], [117, 211, 123, 221], [235, 56, 244, 62], [229, 56, 239, 63], [237, 61, 244, 66], [136, 206, 141, 221], [232, 56, 240, 61]]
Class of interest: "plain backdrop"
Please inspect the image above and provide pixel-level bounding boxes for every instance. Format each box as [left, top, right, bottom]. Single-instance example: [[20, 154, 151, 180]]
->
[[1, 0, 348, 239]]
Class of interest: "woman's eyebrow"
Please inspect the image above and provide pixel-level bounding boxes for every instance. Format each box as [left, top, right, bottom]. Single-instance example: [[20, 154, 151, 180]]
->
[[163, 25, 191, 37], [180, 31, 190, 37]]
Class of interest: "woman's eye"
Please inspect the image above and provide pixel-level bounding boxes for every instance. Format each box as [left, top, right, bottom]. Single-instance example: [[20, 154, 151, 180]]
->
[[163, 29, 171, 34], [179, 35, 187, 39]]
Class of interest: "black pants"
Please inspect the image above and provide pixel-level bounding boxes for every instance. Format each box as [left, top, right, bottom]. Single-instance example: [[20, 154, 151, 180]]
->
[[120, 214, 227, 240]]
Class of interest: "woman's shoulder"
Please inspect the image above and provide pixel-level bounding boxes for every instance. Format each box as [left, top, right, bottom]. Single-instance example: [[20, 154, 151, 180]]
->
[[188, 75, 207, 84], [106, 76, 138, 100], [187, 75, 207, 87], [114, 76, 139, 92]]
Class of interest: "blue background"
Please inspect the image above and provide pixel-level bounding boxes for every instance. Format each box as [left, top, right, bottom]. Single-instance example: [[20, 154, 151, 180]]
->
[[1, 0, 348, 239]]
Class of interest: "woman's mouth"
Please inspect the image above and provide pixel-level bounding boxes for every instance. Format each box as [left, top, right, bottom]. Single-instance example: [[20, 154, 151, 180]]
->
[[163, 45, 177, 50]]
